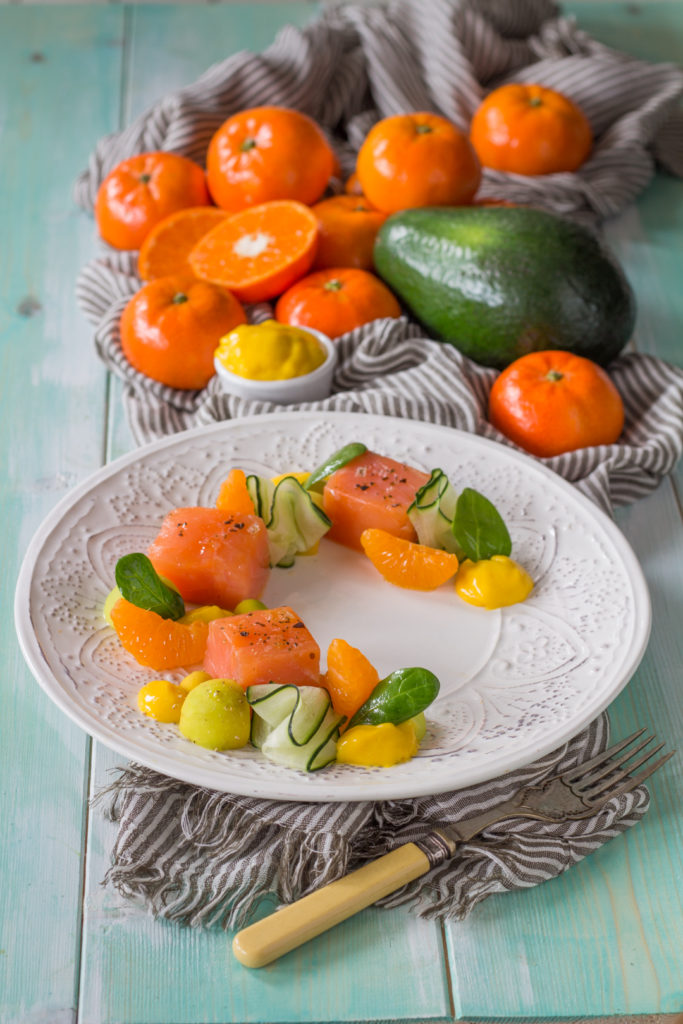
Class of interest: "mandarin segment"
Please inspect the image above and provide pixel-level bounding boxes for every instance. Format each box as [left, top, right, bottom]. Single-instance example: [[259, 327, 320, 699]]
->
[[215, 468, 256, 516], [324, 638, 380, 722], [110, 598, 209, 670], [360, 529, 459, 590]]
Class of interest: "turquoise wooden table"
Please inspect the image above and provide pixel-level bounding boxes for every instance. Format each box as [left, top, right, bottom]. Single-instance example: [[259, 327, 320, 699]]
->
[[2, 3, 682, 1022]]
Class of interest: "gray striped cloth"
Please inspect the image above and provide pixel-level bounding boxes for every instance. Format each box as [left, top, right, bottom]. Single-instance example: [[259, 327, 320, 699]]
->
[[97, 713, 649, 928], [78, 0, 683, 926]]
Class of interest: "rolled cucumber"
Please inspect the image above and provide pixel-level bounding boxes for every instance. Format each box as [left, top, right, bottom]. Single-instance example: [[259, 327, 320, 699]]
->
[[261, 706, 344, 772], [265, 476, 332, 567], [247, 683, 332, 746], [408, 468, 461, 555], [247, 683, 345, 771]]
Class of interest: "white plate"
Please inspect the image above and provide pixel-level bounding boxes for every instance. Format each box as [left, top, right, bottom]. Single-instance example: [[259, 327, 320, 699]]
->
[[15, 412, 651, 802]]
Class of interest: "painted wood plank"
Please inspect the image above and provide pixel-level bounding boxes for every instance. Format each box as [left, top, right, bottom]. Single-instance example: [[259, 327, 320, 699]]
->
[[0, 8, 124, 1024], [446, 2, 683, 1013], [80, 5, 451, 1023], [447, 480, 683, 1017], [81, 748, 451, 1024]]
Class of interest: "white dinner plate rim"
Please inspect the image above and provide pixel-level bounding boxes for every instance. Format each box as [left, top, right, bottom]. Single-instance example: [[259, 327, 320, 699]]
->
[[14, 411, 652, 801]]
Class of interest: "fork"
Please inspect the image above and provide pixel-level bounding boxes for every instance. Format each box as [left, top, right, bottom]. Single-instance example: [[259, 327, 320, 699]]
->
[[232, 728, 673, 968]]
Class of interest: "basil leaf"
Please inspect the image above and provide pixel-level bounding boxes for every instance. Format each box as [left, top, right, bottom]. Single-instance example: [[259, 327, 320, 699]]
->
[[305, 442, 367, 492], [348, 667, 440, 728], [114, 553, 185, 620], [452, 487, 511, 562]]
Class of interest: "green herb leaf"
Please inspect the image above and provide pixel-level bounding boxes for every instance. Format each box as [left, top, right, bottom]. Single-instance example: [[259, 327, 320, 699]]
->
[[348, 667, 440, 728], [305, 442, 367, 492], [114, 553, 185, 620], [452, 487, 511, 562]]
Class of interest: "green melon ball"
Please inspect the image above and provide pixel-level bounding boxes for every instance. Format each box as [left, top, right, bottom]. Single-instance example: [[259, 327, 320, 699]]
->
[[178, 678, 250, 750]]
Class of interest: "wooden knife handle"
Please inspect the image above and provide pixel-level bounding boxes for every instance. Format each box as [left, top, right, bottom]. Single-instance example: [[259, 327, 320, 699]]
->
[[231, 842, 432, 968]]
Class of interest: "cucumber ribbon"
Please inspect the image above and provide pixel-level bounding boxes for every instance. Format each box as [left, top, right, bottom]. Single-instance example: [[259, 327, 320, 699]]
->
[[246, 474, 332, 568], [247, 684, 345, 772], [408, 470, 511, 562]]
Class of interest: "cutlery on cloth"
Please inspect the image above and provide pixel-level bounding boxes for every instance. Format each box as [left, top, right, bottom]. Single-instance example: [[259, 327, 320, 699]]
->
[[232, 729, 672, 967]]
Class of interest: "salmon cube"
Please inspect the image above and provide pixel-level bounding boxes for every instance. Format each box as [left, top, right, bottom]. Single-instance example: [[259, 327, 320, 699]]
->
[[203, 606, 321, 689], [148, 506, 269, 609], [322, 451, 429, 550]]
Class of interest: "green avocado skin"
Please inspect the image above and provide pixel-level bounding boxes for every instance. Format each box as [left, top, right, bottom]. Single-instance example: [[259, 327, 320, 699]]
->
[[373, 206, 636, 369]]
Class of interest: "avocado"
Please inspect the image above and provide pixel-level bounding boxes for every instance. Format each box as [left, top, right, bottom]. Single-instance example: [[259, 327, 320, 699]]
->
[[373, 206, 636, 369]]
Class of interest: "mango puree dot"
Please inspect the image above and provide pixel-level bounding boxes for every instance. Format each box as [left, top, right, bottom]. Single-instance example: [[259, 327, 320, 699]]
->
[[455, 555, 533, 609], [336, 721, 419, 767], [180, 670, 212, 692], [179, 604, 233, 624], [137, 680, 186, 723]]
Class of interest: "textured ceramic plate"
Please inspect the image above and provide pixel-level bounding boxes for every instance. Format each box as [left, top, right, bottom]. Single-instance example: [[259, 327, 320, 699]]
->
[[15, 412, 651, 802]]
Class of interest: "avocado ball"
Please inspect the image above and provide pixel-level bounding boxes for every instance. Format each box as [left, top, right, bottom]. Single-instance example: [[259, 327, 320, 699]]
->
[[178, 678, 250, 750]]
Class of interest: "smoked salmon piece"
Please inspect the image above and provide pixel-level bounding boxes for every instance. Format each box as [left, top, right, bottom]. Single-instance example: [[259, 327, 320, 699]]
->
[[204, 606, 321, 689], [148, 506, 269, 609], [322, 451, 429, 551]]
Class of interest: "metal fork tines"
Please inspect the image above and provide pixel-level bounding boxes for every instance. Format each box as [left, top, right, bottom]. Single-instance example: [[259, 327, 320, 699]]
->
[[563, 728, 674, 805]]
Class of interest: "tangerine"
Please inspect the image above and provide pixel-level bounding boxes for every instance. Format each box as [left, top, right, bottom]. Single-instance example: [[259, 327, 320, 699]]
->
[[206, 105, 335, 212], [356, 112, 481, 214], [119, 271, 246, 390], [95, 151, 210, 251], [488, 350, 625, 457], [311, 194, 388, 271], [470, 83, 592, 176], [275, 267, 401, 339], [360, 529, 459, 590]]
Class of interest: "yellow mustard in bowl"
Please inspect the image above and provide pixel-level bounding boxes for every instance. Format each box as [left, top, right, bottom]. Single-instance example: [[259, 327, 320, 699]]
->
[[214, 320, 327, 381]]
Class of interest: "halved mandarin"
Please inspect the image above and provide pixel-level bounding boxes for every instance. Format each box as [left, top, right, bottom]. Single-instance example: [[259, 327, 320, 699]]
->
[[360, 529, 459, 590], [188, 199, 319, 303], [138, 206, 228, 281]]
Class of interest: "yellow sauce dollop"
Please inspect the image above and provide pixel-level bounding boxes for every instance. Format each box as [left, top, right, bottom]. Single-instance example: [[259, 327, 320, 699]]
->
[[454, 555, 534, 610], [137, 679, 186, 723], [215, 320, 326, 381], [336, 721, 419, 768]]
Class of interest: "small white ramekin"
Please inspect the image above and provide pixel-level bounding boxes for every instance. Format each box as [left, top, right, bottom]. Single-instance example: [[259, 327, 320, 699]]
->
[[213, 326, 337, 404]]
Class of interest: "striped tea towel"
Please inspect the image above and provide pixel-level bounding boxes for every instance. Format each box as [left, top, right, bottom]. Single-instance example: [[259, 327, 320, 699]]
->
[[76, 268, 683, 517], [96, 713, 650, 928], [73, 0, 683, 221], [73, 0, 683, 514]]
